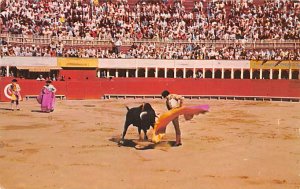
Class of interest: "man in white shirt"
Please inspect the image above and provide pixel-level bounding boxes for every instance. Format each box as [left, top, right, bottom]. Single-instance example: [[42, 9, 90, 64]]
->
[[114, 38, 122, 54], [161, 90, 184, 146]]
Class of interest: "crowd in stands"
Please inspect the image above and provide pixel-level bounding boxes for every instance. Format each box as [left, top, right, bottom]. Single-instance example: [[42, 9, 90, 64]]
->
[[1, 0, 300, 59], [1, 0, 299, 41], [124, 43, 300, 60], [1, 42, 300, 60]]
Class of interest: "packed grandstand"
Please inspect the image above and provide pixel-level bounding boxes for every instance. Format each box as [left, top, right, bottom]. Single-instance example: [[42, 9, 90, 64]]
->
[[1, 0, 300, 60]]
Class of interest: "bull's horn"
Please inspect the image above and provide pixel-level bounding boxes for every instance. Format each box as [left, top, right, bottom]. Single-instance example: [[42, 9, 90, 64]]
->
[[140, 111, 147, 119]]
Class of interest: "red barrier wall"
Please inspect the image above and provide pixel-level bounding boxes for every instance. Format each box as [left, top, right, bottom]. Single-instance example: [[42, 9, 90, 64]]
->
[[59, 70, 97, 81], [1, 78, 299, 101], [0, 78, 68, 102]]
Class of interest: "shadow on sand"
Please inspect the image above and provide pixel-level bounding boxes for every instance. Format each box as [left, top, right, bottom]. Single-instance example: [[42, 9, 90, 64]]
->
[[0, 108, 13, 111], [109, 136, 177, 150], [31, 110, 50, 113]]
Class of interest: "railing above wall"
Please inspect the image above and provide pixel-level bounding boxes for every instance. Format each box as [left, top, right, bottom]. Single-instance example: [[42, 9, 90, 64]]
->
[[103, 94, 300, 102], [1, 33, 300, 49]]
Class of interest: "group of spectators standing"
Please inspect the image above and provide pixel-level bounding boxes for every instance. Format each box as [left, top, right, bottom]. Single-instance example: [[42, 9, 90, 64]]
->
[[1, 39, 300, 60], [1, 41, 300, 60]]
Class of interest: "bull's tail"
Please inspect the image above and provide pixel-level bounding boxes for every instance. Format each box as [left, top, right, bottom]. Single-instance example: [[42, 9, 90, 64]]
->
[[126, 106, 130, 111]]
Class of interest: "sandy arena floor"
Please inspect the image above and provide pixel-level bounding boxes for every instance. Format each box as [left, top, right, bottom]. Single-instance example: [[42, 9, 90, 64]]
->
[[0, 99, 299, 189]]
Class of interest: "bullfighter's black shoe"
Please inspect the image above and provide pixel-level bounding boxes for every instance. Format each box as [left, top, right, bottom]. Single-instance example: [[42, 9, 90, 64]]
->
[[174, 143, 182, 147]]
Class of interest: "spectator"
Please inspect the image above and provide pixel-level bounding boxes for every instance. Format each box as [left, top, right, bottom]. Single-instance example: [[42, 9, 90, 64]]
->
[[113, 38, 122, 55], [36, 75, 45, 81]]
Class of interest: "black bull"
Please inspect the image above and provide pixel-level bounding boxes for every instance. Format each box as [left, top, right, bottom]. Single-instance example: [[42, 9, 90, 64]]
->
[[121, 103, 156, 141]]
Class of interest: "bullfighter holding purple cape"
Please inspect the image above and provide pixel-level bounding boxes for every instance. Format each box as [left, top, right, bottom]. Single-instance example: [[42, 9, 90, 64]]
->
[[37, 80, 57, 113]]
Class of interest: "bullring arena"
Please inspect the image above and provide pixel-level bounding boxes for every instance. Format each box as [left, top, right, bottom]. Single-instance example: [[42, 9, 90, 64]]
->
[[1, 0, 300, 188], [0, 98, 300, 189]]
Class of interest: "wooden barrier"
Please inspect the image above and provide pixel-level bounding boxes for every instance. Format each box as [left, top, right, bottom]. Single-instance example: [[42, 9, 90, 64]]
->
[[1, 78, 299, 102]]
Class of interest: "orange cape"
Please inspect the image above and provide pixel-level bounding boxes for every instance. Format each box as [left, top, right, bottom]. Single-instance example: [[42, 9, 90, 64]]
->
[[152, 105, 209, 143]]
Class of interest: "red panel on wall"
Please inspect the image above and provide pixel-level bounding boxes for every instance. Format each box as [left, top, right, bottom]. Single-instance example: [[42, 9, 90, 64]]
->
[[59, 70, 97, 81], [65, 81, 101, 99]]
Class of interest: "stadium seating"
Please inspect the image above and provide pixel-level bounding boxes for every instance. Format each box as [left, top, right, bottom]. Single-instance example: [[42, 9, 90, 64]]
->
[[1, 0, 300, 59]]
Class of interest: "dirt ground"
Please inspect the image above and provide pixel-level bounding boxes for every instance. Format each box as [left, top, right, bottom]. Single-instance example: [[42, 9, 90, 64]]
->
[[0, 98, 299, 189]]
